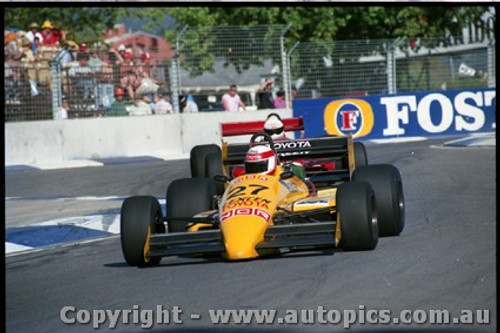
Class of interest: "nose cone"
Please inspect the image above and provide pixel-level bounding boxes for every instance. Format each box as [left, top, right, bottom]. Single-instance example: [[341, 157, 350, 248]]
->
[[222, 216, 267, 260]]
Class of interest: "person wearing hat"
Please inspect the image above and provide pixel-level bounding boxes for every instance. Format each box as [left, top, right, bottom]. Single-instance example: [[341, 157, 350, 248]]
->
[[179, 94, 199, 113], [108, 88, 129, 117], [153, 87, 173, 115], [26, 22, 42, 45], [19, 37, 35, 63], [41, 20, 56, 45], [79, 43, 88, 53]]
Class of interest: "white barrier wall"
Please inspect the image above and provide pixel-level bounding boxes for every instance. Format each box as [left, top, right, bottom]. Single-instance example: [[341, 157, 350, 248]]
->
[[5, 109, 292, 166]]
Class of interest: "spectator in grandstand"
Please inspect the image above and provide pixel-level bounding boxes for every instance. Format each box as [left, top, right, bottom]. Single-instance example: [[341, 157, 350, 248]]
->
[[257, 77, 275, 110], [54, 40, 76, 66], [69, 51, 92, 73], [79, 43, 88, 53], [128, 93, 153, 116], [69, 52, 94, 99], [107, 44, 126, 65], [60, 94, 69, 119], [4, 32, 20, 59], [108, 88, 129, 117], [19, 37, 35, 61], [51, 25, 65, 45], [17, 37, 40, 96], [86, 46, 106, 73], [134, 52, 163, 99], [291, 85, 298, 100], [273, 90, 286, 109], [135, 52, 153, 80], [153, 87, 173, 114], [120, 72, 138, 102], [25, 22, 42, 47], [4, 33, 25, 100], [222, 84, 246, 112], [40, 21, 56, 45], [33, 36, 43, 54], [179, 95, 199, 113]]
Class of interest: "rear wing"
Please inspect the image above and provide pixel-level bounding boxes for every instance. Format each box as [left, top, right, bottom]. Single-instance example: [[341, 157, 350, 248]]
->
[[221, 117, 304, 137]]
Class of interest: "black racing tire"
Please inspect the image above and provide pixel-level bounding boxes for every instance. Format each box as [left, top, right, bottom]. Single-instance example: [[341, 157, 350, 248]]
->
[[353, 164, 405, 237], [354, 142, 368, 169], [120, 196, 164, 267], [190, 144, 221, 178], [166, 178, 216, 233], [337, 181, 378, 251], [205, 152, 225, 195]]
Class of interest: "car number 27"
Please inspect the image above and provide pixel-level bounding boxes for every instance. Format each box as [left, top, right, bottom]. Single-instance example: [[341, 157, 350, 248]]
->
[[226, 184, 269, 200]]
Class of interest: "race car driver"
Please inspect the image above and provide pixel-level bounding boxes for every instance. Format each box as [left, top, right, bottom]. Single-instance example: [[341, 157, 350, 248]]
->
[[262, 113, 332, 175], [243, 144, 305, 179], [244, 145, 278, 175]]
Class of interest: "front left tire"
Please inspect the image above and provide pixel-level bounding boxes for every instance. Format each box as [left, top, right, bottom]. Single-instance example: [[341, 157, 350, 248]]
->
[[120, 196, 165, 267]]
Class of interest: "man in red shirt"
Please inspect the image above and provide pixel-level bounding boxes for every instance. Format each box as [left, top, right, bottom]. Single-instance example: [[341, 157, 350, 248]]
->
[[40, 21, 57, 45]]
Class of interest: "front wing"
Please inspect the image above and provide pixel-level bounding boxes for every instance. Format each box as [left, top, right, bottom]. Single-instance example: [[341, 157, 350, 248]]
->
[[146, 222, 337, 260]]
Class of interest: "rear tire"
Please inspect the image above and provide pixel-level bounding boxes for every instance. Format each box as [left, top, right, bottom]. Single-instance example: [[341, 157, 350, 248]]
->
[[120, 196, 164, 267], [166, 178, 216, 232], [190, 144, 221, 178], [353, 164, 405, 237], [337, 181, 378, 251], [354, 142, 368, 169]]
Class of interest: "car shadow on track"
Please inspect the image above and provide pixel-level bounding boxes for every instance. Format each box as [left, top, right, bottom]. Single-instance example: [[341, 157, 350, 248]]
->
[[103, 248, 338, 269]]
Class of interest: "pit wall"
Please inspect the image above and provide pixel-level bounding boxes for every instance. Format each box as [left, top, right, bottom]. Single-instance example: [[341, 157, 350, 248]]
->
[[5, 109, 292, 166], [292, 89, 496, 139]]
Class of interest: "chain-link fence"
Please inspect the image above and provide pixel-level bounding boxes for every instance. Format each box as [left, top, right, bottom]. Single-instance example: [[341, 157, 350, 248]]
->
[[4, 31, 495, 122], [289, 36, 496, 99], [173, 24, 290, 112], [5, 48, 171, 122]]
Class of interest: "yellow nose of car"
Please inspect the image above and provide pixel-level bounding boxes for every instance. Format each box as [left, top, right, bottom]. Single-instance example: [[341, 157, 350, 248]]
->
[[221, 215, 267, 260]]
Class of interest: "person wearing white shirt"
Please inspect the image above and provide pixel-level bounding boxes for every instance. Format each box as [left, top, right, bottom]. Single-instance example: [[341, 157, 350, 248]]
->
[[25, 22, 43, 44]]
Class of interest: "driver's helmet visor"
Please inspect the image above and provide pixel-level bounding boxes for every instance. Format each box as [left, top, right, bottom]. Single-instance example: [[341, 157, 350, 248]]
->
[[245, 160, 269, 174], [264, 127, 284, 136]]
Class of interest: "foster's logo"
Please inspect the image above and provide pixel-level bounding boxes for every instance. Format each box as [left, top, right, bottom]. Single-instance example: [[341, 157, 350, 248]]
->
[[323, 99, 374, 138]]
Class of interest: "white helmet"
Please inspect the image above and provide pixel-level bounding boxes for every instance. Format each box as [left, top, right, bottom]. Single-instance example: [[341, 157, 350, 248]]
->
[[244, 145, 278, 175], [263, 114, 285, 139]]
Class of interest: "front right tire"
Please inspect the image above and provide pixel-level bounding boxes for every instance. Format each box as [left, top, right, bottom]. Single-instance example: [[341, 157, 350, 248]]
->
[[337, 181, 378, 251], [353, 164, 405, 237]]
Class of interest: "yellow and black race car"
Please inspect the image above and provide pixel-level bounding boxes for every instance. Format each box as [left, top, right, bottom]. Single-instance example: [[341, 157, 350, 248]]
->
[[120, 131, 404, 267]]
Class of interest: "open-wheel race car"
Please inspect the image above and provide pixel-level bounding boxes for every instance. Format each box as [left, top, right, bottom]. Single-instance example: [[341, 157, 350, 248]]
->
[[120, 122, 405, 267]]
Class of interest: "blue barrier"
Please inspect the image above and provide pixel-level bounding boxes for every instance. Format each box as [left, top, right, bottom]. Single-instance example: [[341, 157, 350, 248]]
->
[[293, 89, 496, 140]]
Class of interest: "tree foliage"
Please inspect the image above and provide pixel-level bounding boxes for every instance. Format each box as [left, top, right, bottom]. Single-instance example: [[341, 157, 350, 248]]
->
[[163, 7, 494, 44], [158, 6, 494, 82]]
